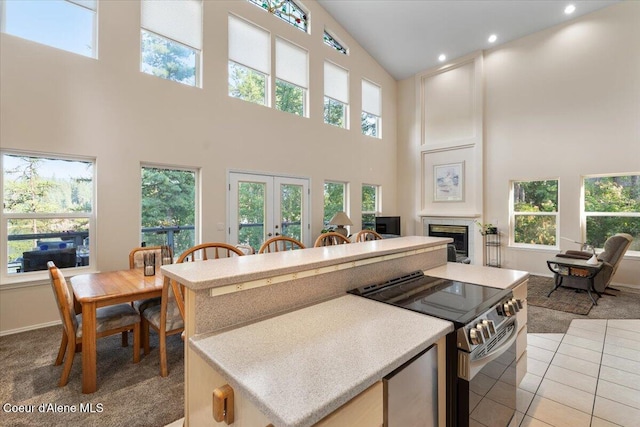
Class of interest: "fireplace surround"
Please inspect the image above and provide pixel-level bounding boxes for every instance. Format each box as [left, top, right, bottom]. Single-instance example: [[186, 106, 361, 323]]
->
[[422, 216, 480, 264]]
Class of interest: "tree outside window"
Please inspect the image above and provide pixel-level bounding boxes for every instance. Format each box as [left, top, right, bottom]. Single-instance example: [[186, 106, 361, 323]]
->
[[584, 174, 640, 251], [324, 182, 346, 228], [141, 30, 197, 87], [362, 185, 379, 230], [141, 167, 196, 258], [512, 180, 558, 246], [2, 154, 94, 275]]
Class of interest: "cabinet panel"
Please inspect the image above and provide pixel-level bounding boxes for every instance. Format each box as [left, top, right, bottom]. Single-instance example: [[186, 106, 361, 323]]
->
[[314, 381, 383, 427]]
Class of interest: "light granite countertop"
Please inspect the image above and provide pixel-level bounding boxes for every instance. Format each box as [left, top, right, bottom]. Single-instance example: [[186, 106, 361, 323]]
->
[[161, 236, 449, 291], [425, 262, 529, 289], [190, 294, 454, 427]]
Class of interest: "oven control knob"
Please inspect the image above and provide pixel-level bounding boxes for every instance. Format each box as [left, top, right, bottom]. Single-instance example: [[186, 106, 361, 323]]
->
[[510, 299, 520, 313], [476, 323, 490, 339], [470, 328, 484, 345], [483, 319, 496, 335], [507, 301, 518, 316], [502, 302, 515, 316], [514, 298, 524, 309]]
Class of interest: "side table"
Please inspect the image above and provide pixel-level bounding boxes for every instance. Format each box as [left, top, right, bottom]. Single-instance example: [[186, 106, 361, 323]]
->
[[546, 256, 603, 306]]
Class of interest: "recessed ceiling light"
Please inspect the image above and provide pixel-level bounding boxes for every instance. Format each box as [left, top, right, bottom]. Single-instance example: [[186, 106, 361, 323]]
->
[[564, 4, 576, 14], [438, 54, 446, 62], [488, 34, 498, 43]]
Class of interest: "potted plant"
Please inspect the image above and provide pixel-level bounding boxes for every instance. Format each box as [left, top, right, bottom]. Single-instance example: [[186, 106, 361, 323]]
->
[[475, 221, 498, 235]]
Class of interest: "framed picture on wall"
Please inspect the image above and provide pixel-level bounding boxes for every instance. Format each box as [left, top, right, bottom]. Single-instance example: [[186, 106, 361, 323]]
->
[[434, 162, 464, 202]]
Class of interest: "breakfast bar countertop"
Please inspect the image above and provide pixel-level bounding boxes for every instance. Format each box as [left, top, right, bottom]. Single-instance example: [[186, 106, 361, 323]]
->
[[190, 294, 454, 427]]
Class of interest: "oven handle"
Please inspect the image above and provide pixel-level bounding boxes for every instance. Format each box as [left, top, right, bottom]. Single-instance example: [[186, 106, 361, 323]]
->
[[459, 320, 518, 381]]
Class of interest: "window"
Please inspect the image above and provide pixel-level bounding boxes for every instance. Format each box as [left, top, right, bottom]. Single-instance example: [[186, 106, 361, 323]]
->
[[2, 153, 94, 276], [583, 174, 640, 252], [228, 15, 270, 106], [275, 38, 308, 116], [1, 0, 97, 58], [141, 166, 197, 259], [362, 184, 380, 230], [324, 182, 347, 228], [511, 180, 559, 247], [140, 0, 202, 87], [324, 61, 349, 128], [323, 30, 347, 55], [247, 0, 308, 33], [362, 79, 381, 138]]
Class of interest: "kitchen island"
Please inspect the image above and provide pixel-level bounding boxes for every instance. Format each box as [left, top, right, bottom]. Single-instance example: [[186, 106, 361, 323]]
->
[[161, 236, 528, 426]]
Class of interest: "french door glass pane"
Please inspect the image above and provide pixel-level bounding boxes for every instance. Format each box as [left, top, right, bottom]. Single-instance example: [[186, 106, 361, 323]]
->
[[237, 181, 266, 250], [280, 183, 302, 241]]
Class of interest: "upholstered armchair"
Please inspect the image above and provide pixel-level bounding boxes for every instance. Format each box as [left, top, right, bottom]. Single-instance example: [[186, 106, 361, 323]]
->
[[556, 233, 632, 293]]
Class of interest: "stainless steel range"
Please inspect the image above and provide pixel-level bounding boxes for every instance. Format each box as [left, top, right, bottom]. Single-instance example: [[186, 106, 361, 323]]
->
[[349, 271, 523, 427]]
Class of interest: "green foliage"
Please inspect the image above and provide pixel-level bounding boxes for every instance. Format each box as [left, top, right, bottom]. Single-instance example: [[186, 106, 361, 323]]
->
[[361, 112, 379, 137], [141, 30, 196, 86], [514, 215, 557, 246], [3, 155, 93, 264], [585, 175, 640, 249], [324, 98, 345, 128], [362, 185, 377, 229], [276, 80, 304, 116], [237, 182, 266, 250], [513, 180, 558, 212], [141, 167, 195, 256], [229, 62, 266, 105], [279, 184, 302, 240], [324, 182, 345, 225]]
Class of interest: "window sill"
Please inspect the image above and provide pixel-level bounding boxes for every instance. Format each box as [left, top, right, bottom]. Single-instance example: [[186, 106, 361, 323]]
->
[[1, 266, 97, 290]]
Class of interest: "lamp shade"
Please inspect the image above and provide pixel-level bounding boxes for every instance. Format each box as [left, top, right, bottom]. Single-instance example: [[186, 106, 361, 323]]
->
[[328, 211, 353, 226]]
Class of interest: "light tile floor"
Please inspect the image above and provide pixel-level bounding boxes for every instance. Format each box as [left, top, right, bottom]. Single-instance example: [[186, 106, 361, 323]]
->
[[518, 319, 640, 427]]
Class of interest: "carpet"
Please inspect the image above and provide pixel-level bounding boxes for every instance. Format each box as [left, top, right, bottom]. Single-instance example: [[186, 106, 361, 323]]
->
[[0, 325, 184, 427], [527, 274, 599, 315]]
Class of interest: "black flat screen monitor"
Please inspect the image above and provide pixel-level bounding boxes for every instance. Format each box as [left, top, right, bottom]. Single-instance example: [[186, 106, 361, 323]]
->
[[21, 248, 77, 272], [375, 216, 401, 236]]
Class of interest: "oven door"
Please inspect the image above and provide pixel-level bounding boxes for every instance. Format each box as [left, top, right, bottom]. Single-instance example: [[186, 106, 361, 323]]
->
[[457, 318, 518, 427]]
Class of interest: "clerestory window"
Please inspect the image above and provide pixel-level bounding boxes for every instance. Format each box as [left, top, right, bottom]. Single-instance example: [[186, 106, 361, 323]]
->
[[247, 0, 308, 33]]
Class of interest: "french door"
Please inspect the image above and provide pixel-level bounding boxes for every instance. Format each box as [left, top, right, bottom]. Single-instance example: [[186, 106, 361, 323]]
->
[[228, 172, 310, 251]]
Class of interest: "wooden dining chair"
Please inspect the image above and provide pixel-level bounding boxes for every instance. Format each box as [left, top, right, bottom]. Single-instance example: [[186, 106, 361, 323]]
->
[[314, 232, 351, 247], [142, 242, 245, 377], [354, 229, 384, 242], [258, 236, 306, 253], [47, 261, 140, 387], [129, 245, 173, 318]]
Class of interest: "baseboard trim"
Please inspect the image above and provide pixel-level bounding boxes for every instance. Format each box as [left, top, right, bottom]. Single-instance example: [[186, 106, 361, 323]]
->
[[0, 320, 61, 337]]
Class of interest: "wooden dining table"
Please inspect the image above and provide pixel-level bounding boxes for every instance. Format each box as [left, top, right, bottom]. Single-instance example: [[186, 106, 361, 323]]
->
[[70, 268, 164, 393]]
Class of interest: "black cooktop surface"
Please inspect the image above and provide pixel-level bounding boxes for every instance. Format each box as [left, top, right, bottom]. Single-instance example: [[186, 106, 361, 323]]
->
[[348, 271, 512, 326]]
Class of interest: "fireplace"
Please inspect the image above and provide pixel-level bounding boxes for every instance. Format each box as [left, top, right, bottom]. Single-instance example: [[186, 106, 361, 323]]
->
[[428, 224, 469, 258]]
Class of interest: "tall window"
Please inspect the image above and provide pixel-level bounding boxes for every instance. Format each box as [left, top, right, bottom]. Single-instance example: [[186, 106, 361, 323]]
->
[[362, 184, 380, 230], [323, 29, 347, 55], [275, 38, 308, 117], [228, 15, 270, 106], [1, 0, 97, 58], [324, 61, 349, 129], [584, 174, 640, 251], [324, 181, 347, 228], [2, 153, 95, 277], [247, 0, 308, 33], [141, 166, 197, 259], [140, 0, 202, 87], [511, 180, 559, 247], [362, 79, 381, 138]]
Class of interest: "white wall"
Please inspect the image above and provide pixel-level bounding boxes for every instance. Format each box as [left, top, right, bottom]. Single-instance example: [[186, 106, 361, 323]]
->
[[399, 1, 640, 285], [0, 0, 397, 333]]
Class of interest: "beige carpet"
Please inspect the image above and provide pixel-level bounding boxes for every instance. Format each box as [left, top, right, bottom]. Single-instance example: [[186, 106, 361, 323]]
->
[[0, 325, 184, 427]]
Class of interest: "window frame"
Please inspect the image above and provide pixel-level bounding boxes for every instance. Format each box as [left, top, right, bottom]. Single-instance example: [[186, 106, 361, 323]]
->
[[1, 151, 96, 284], [0, 0, 98, 58], [361, 184, 380, 230], [246, 0, 309, 33], [361, 79, 382, 139], [323, 29, 348, 55], [140, 163, 200, 260], [582, 173, 640, 254], [274, 37, 309, 117], [323, 181, 348, 228], [510, 179, 559, 249]]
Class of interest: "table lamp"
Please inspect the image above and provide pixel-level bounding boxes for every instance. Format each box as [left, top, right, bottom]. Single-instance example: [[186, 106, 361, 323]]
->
[[328, 211, 353, 237]]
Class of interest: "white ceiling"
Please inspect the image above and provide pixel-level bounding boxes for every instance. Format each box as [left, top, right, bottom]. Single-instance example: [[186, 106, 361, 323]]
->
[[316, 0, 619, 80]]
